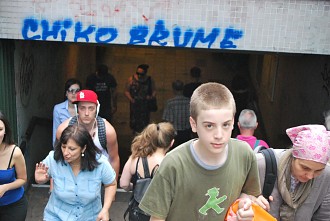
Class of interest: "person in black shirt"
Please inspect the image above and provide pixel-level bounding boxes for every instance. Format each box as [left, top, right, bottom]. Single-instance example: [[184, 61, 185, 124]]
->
[[183, 66, 202, 98], [86, 64, 117, 123]]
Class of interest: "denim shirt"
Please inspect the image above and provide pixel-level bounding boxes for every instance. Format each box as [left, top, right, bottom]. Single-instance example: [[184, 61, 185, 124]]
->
[[53, 100, 71, 146], [43, 151, 116, 221]]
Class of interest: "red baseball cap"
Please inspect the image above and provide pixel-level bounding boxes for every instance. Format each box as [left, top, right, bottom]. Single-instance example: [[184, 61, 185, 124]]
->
[[73, 90, 98, 104]]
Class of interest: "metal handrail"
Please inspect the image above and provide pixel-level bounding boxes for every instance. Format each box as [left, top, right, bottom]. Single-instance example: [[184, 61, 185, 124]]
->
[[20, 116, 52, 155]]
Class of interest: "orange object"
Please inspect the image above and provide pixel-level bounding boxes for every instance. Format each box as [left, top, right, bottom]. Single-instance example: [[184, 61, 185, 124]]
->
[[225, 199, 277, 221]]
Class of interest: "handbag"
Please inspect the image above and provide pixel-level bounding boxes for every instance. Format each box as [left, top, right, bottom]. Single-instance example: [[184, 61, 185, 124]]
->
[[225, 199, 277, 221]]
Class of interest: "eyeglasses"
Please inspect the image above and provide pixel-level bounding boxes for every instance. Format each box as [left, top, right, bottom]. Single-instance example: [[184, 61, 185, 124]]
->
[[67, 88, 80, 94]]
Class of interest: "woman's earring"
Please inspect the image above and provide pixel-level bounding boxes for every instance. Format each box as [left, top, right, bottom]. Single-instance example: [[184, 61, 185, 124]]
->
[[81, 152, 85, 157]]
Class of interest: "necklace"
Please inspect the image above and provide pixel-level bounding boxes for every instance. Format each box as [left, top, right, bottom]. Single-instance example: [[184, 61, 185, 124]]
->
[[89, 119, 96, 138]]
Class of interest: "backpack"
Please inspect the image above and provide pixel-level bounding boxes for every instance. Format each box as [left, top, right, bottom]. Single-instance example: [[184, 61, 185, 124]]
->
[[124, 157, 158, 221], [69, 116, 107, 151], [257, 148, 277, 201]]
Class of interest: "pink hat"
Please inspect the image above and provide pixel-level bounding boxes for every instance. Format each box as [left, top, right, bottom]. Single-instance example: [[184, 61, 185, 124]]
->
[[286, 125, 330, 164], [73, 90, 98, 105]]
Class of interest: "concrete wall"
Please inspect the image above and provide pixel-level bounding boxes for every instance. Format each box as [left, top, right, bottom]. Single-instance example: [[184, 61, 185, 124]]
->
[[1, 0, 329, 54], [14, 40, 96, 182], [249, 54, 330, 148]]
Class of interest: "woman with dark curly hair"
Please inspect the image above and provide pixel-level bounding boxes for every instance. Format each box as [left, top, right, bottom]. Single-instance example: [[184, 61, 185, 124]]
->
[[35, 125, 116, 221]]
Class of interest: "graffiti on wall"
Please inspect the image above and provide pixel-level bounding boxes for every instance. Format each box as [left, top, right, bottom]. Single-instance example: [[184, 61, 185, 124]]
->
[[19, 53, 34, 107], [22, 18, 244, 49]]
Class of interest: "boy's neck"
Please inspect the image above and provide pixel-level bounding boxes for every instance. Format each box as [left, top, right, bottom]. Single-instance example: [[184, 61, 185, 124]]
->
[[193, 140, 228, 166]]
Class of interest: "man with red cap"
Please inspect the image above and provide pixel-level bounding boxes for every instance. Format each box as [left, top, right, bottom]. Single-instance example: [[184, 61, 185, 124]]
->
[[56, 90, 120, 180]]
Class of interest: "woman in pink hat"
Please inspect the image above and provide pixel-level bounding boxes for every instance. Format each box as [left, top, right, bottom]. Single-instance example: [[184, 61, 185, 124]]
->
[[255, 124, 330, 221]]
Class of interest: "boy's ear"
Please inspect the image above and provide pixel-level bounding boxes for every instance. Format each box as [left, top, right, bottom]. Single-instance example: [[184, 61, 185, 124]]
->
[[190, 117, 197, 133]]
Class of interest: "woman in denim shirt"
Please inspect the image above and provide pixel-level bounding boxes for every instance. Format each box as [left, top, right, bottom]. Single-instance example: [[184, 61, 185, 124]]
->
[[35, 125, 117, 221]]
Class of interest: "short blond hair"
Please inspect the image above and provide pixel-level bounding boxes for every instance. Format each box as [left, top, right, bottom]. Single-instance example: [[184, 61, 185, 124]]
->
[[190, 82, 236, 120]]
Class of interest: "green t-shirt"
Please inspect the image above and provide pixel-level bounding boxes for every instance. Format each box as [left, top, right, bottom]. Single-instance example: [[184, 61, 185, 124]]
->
[[139, 138, 261, 221]]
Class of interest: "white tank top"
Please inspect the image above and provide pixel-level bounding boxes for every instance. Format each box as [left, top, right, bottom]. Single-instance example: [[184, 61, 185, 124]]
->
[[93, 126, 109, 159]]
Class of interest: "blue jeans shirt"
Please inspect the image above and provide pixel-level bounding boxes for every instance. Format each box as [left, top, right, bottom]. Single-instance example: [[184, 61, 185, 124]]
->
[[42, 151, 116, 221]]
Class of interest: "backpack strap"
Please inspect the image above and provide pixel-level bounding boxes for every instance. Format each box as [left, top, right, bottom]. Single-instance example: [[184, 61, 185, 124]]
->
[[253, 139, 260, 149], [253, 145, 267, 153], [259, 148, 277, 200], [141, 157, 151, 178], [96, 116, 107, 151], [68, 116, 77, 126]]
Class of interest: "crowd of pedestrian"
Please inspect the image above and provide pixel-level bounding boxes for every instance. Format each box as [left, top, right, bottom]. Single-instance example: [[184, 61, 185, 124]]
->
[[2, 63, 330, 221]]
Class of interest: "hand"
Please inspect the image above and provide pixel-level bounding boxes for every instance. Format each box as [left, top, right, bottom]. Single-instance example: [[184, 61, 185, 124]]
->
[[35, 162, 49, 183], [236, 198, 254, 221], [254, 195, 273, 211], [96, 208, 110, 221], [0, 184, 9, 198]]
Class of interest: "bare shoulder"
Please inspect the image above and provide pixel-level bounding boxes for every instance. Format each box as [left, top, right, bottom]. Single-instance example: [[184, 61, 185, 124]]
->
[[11, 145, 23, 157], [9, 145, 25, 166], [56, 118, 70, 138], [103, 119, 117, 136], [58, 118, 70, 131]]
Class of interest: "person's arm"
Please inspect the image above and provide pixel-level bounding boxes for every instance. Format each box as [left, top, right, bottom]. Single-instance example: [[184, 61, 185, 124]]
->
[[96, 180, 117, 221], [120, 156, 134, 191], [52, 106, 61, 146], [311, 175, 330, 220], [105, 120, 120, 181], [56, 118, 70, 143], [124, 77, 135, 103], [0, 147, 27, 198]]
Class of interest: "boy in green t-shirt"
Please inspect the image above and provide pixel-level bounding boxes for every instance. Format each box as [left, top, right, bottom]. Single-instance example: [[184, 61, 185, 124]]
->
[[139, 82, 261, 221]]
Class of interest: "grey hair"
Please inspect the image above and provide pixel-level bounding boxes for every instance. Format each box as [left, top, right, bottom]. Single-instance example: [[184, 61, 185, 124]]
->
[[238, 109, 257, 128]]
